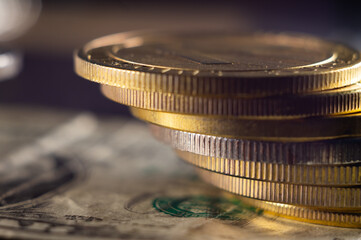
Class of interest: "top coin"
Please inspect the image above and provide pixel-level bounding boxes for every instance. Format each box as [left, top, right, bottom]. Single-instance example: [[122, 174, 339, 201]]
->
[[75, 31, 361, 96]]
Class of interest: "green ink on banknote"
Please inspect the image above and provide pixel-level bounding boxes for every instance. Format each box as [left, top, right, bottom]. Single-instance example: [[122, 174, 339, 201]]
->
[[153, 195, 262, 220]]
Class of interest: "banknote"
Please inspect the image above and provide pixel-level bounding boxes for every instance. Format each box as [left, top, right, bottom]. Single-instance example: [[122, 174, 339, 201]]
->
[[0, 105, 360, 240]]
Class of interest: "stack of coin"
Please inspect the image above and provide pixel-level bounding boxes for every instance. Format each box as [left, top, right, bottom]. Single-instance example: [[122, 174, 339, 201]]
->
[[75, 31, 361, 228]]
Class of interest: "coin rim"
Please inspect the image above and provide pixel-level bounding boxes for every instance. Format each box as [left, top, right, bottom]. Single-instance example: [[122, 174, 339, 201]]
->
[[228, 193, 361, 228], [101, 83, 361, 117], [149, 124, 361, 165], [132, 107, 361, 141], [197, 168, 361, 209], [75, 31, 361, 96], [176, 150, 361, 186]]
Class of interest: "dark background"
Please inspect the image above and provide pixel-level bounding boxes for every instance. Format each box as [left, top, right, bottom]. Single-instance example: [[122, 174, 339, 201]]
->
[[1, 0, 361, 115]]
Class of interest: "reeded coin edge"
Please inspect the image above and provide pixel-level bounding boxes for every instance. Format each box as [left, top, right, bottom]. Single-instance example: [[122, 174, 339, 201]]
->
[[176, 150, 361, 186], [230, 194, 361, 228], [101, 84, 361, 117], [149, 124, 361, 165], [75, 46, 361, 96], [132, 107, 361, 141], [196, 168, 361, 209]]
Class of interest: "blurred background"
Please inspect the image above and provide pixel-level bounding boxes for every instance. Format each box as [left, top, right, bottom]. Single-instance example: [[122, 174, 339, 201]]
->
[[1, 0, 361, 116]]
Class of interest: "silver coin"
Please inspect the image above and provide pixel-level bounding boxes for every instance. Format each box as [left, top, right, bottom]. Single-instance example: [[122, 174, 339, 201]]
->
[[149, 124, 361, 165]]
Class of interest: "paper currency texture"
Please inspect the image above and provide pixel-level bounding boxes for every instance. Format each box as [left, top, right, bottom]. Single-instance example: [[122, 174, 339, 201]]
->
[[0, 105, 360, 239]]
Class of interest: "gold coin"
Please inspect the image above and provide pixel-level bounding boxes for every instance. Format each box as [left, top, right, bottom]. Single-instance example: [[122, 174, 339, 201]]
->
[[102, 83, 361, 117], [225, 193, 361, 228], [132, 107, 361, 141], [149, 124, 361, 165], [196, 168, 361, 210], [176, 150, 361, 186], [75, 31, 361, 96]]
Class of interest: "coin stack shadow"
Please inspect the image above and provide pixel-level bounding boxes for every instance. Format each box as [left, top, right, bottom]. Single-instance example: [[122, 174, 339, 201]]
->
[[75, 31, 361, 228]]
